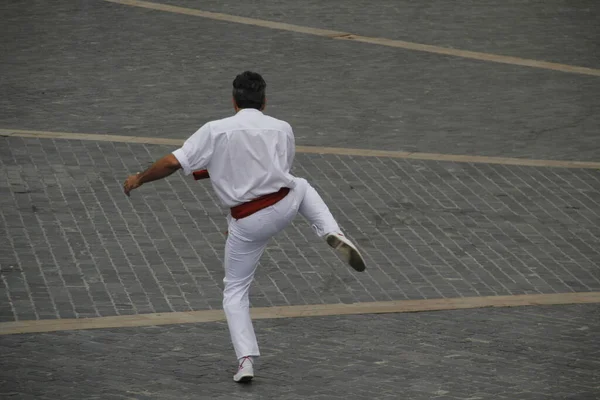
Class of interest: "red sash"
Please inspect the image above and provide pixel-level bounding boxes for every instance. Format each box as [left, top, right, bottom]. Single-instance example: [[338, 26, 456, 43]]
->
[[193, 170, 210, 180], [192, 170, 289, 220], [230, 188, 290, 219]]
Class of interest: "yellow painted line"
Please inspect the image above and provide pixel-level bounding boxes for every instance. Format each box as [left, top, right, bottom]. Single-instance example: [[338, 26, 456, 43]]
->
[[103, 0, 600, 77], [2, 128, 600, 169], [1, 292, 599, 335]]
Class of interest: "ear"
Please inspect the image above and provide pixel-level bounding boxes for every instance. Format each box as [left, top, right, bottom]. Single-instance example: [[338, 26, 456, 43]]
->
[[232, 97, 239, 112], [260, 96, 267, 111]]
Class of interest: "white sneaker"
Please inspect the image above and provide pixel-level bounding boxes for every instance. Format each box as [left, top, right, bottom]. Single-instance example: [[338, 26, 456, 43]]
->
[[325, 232, 366, 272], [233, 356, 254, 383]]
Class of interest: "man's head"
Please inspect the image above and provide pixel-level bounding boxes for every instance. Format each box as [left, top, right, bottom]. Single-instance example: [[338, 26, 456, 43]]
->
[[232, 71, 266, 111]]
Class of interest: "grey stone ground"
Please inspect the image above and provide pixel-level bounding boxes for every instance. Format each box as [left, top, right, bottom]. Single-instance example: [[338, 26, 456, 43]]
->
[[1, 0, 599, 160], [1, 305, 599, 400], [1, 0, 600, 399], [156, 0, 600, 69]]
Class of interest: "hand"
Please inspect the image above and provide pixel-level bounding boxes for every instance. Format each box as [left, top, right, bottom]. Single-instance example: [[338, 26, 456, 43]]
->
[[123, 173, 142, 197]]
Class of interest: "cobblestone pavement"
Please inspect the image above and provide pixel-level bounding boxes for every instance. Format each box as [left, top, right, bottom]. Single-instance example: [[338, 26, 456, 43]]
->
[[1, 136, 599, 321], [1, 304, 599, 400]]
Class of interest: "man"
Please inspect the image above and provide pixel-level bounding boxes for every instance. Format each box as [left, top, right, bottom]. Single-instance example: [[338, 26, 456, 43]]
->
[[123, 71, 366, 383]]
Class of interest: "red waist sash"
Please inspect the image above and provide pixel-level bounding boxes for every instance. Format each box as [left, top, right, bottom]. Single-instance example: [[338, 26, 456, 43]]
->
[[230, 188, 290, 219]]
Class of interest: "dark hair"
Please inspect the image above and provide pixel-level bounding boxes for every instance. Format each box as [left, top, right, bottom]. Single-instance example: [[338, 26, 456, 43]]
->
[[232, 71, 266, 110]]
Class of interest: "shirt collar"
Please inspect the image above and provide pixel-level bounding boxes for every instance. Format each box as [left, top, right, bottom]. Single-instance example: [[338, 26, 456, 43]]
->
[[236, 108, 263, 115]]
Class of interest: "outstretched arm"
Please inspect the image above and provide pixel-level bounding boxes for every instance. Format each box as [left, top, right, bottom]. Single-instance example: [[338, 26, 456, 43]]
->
[[123, 153, 181, 196]]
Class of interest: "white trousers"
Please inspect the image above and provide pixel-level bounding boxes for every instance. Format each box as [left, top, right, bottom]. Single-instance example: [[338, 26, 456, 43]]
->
[[223, 177, 340, 360]]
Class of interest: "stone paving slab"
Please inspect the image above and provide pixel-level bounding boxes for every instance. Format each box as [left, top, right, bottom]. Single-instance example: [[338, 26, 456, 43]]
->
[[1, 136, 599, 322], [1, 304, 598, 399], [154, 0, 600, 69], [1, 0, 599, 161]]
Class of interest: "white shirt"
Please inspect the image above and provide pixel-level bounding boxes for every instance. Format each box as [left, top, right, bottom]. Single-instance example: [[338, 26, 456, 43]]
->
[[172, 108, 296, 207]]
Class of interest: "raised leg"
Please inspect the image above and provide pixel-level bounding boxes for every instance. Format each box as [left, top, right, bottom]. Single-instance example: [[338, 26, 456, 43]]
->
[[296, 178, 341, 237]]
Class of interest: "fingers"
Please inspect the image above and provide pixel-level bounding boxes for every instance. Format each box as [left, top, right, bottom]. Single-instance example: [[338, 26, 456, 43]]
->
[[123, 174, 141, 197], [123, 176, 134, 197]]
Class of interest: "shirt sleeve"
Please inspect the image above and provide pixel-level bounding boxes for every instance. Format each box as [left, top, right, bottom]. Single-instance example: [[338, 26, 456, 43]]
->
[[172, 123, 214, 176]]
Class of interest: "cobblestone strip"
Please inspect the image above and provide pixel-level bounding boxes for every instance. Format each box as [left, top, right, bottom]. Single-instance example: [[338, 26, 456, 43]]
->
[[1, 138, 77, 320], [1, 137, 599, 321]]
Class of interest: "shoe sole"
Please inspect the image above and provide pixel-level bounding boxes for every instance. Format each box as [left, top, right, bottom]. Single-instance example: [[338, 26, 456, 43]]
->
[[234, 375, 253, 383], [326, 235, 366, 272]]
